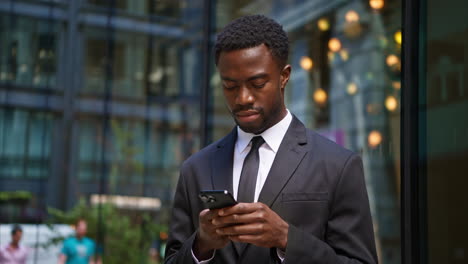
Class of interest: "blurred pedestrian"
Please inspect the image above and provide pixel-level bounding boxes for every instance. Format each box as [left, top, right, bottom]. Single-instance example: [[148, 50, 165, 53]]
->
[[58, 219, 101, 264], [0, 225, 29, 264], [148, 231, 168, 264]]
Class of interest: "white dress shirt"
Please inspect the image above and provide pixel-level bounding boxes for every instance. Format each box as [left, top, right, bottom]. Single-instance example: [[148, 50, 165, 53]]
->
[[233, 110, 292, 202], [192, 110, 292, 263]]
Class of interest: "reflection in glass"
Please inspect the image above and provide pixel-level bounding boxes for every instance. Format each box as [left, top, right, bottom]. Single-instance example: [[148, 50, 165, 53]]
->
[[0, 109, 52, 180], [0, 0, 204, 262], [0, 0, 411, 262], [0, 14, 58, 88], [86, 0, 183, 20], [425, 0, 468, 262], [0, 109, 53, 223], [213, 1, 402, 263], [83, 28, 187, 99]]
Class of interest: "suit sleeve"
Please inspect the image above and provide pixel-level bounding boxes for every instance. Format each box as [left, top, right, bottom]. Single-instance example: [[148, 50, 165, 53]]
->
[[283, 154, 378, 264], [164, 162, 200, 264]]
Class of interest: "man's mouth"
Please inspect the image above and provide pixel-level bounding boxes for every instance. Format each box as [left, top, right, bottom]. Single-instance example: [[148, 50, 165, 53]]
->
[[235, 110, 260, 123]]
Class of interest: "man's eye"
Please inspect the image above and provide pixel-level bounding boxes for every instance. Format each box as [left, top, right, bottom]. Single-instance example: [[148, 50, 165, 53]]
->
[[252, 83, 266, 88], [223, 85, 238, 90]]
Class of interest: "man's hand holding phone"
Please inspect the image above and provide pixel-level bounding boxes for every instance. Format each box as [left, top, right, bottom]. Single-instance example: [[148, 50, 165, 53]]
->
[[195, 190, 289, 259], [194, 208, 230, 260], [194, 190, 238, 260], [213, 202, 289, 250]]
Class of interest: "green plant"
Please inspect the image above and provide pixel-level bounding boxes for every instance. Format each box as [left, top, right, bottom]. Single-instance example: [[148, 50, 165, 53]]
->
[[0, 191, 33, 204], [47, 199, 167, 264], [109, 119, 144, 191]]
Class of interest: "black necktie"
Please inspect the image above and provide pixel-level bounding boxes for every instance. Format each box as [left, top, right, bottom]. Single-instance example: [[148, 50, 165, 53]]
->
[[233, 136, 265, 254], [237, 136, 265, 203]]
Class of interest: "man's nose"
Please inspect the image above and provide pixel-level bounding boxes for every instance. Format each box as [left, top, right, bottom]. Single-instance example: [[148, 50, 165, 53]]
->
[[236, 86, 254, 105]]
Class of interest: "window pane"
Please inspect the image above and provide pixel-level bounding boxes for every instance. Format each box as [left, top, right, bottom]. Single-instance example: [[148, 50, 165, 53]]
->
[[213, 1, 401, 263], [0, 109, 53, 180], [0, 0, 204, 261], [86, 0, 183, 20], [82, 28, 192, 99], [425, 0, 468, 262], [0, 14, 59, 88]]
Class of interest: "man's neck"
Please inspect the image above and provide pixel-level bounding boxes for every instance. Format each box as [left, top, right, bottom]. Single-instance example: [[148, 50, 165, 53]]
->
[[9, 242, 19, 249], [256, 108, 287, 135]]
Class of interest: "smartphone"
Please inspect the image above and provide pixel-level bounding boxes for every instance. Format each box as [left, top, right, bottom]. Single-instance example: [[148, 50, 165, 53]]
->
[[199, 190, 237, 210]]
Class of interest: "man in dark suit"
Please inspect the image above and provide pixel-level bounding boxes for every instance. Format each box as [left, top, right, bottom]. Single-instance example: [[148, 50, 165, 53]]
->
[[164, 15, 377, 264]]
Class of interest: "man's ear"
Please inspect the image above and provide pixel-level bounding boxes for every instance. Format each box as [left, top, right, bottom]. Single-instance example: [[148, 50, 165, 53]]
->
[[280, 64, 292, 89]]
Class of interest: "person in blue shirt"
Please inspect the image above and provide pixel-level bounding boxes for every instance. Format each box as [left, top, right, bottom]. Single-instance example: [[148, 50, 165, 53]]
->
[[58, 219, 101, 264]]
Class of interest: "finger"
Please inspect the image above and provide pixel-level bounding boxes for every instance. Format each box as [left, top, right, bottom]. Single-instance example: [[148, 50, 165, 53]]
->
[[219, 202, 264, 216], [200, 208, 222, 220], [206, 229, 226, 238], [228, 234, 260, 243], [213, 210, 267, 226], [200, 220, 228, 237], [228, 234, 271, 247], [216, 223, 265, 236]]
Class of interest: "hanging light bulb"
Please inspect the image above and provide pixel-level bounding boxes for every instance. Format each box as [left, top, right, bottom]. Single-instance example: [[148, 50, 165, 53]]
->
[[300, 56, 313, 71], [385, 95, 398, 111], [347, 82, 358, 95], [370, 0, 384, 10], [318, 18, 330, 31], [328, 38, 342, 52], [313, 88, 327, 105], [394, 30, 402, 45], [368, 130, 382, 148], [386, 54, 399, 67], [345, 10, 360, 23]]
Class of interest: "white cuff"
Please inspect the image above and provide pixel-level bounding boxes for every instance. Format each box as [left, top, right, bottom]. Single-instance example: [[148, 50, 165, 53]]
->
[[276, 248, 286, 262], [191, 248, 215, 264]]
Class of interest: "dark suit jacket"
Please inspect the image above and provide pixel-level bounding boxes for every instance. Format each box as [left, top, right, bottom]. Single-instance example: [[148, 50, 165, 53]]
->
[[164, 116, 378, 264]]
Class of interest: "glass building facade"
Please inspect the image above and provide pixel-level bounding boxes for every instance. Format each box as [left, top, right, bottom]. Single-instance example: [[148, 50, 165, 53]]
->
[[0, 0, 466, 263]]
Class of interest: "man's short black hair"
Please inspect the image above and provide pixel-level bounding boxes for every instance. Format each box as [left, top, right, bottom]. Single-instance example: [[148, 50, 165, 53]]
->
[[214, 15, 289, 68], [11, 224, 22, 236]]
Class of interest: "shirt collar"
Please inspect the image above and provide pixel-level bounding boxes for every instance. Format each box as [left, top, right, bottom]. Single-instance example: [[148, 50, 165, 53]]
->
[[236, 110, 292, 154], [6, 244, 24, 251]]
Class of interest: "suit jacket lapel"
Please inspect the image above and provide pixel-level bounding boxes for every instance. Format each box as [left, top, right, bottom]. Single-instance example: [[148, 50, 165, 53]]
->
[[210, 128, 241, 258], [211, 127, 237, 195], [257, 115, 308, 207]]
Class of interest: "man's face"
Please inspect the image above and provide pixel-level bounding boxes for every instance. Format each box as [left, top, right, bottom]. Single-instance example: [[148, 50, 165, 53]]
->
[[76, 221, 87, 237], [12, 231, 22, 244], [217, 44, 291, 134]]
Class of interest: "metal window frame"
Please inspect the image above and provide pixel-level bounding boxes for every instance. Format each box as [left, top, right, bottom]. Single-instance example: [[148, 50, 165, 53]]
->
[[200, 0, 215, 147], [401, 0, 427, 263]]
